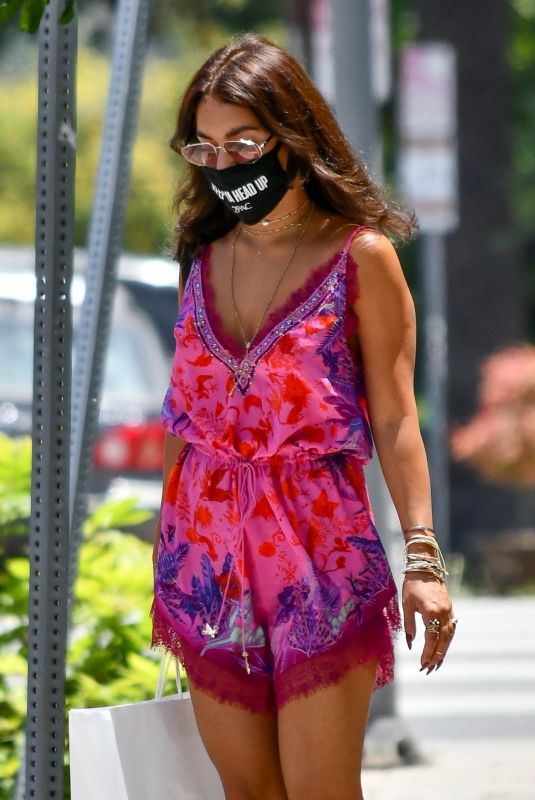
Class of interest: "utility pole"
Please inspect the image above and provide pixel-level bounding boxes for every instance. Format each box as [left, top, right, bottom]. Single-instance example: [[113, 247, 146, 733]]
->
[[331, 1, 380, 177], [20, 2, 77, 796], [328, 0, 421, 765]]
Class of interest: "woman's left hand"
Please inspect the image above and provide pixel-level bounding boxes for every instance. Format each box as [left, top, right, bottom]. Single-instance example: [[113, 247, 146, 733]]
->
[[402, 574, 457, 673]]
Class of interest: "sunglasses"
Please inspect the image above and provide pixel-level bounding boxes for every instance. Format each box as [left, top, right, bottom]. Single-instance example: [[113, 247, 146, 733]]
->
[[180, 134, 274, 168]]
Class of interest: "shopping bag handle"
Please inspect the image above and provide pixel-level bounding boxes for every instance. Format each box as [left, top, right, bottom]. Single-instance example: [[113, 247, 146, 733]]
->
[[155, 651, 183, 700]]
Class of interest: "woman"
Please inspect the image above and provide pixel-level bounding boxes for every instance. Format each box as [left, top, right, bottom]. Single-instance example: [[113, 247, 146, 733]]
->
[[151, 33, 456, 800]]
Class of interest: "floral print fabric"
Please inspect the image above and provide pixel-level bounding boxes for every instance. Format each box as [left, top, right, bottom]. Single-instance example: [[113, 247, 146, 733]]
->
[[151, 226, 402, 712]]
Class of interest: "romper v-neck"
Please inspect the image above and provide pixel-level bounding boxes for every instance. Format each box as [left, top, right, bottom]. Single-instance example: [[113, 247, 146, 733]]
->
[[199, 242, 361, 362]]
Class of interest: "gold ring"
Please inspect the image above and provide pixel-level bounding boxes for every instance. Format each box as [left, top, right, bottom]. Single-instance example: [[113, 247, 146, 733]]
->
[[425, 617, 441, 634], [435, 650, 446, 655]]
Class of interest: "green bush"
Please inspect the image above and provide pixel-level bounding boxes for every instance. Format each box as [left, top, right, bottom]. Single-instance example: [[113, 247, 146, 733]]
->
[[0, 437, 175, 799]]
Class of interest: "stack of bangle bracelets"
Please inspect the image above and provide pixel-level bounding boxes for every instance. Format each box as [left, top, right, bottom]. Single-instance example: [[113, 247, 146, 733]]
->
[[402, 525, 449, 583]]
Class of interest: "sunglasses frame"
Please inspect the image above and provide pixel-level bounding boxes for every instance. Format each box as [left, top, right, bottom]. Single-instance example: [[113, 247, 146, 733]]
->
[[180, 134, 274, 167]]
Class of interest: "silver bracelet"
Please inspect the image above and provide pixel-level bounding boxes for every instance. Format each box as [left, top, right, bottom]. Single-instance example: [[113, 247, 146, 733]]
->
[[403, 533, 449, 581], [402, 563, 446, 582]]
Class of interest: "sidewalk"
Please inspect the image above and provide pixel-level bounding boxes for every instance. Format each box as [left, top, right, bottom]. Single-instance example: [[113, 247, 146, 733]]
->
[[361, 595, 535, 800], [362, 739, 535, 800]]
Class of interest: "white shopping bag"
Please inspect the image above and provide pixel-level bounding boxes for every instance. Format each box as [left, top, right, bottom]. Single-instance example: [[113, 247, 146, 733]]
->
[[69, 652, 225, 800]]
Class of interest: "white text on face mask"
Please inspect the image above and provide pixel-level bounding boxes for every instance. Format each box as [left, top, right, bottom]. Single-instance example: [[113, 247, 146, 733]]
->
[[210, 175, 269, 205]]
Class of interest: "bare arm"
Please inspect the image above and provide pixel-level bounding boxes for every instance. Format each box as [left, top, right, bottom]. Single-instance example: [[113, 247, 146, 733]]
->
[[351, 232, 454, 671], [351, 232, 433, 539]]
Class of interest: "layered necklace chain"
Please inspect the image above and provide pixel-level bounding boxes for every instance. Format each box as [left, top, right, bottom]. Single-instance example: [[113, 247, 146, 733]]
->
[[241, 215, 306, 242], [230, 203, 314, 355], [250, 197, 311, 229]]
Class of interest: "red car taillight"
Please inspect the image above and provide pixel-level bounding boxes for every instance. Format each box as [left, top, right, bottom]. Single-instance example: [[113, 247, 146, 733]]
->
[[93, 420, 165, 472]]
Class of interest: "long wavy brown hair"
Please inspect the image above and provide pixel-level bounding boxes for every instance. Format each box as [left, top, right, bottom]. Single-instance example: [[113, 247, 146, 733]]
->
[[168, 33, 418, 279]]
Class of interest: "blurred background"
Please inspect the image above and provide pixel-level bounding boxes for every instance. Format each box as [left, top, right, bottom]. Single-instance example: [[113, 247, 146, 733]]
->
[[0, 2, 534, 799]]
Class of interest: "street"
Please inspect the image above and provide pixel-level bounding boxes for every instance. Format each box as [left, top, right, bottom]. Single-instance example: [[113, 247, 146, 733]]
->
[[362, 595, 535, 799]]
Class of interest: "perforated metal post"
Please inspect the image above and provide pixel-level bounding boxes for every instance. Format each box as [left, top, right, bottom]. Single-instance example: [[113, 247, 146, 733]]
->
[[68, 0, 153, 616], [23, 2, 77, 797]]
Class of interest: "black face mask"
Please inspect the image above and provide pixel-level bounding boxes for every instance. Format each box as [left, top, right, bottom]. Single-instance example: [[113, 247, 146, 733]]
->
[[200, 144, 289, 225]]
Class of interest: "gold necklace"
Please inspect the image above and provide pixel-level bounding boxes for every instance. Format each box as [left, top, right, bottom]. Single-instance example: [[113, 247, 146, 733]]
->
[[241, 216, 306, 238], [241, 217, 306, 258], [245, 198, 311, 229], [230, 204, 314, 355]]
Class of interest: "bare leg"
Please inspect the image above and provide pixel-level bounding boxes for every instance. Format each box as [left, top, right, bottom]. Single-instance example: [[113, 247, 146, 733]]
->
[[278, 659, 377, 800], [189, 681, 288, 800]]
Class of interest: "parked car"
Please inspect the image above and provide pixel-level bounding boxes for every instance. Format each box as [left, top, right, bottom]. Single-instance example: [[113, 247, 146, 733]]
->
[[0, 245, 179, 536]]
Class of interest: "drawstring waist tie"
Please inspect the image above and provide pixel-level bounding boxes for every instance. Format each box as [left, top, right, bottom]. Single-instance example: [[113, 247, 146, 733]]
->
[[200, 457, 257, 674], [183, 444, 356, 675]]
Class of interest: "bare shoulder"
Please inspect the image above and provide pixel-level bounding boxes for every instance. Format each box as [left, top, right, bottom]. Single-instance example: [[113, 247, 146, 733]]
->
[[345, 229, 415, 326], [350, 229, 400, 269], [349, 229, 408, 294]]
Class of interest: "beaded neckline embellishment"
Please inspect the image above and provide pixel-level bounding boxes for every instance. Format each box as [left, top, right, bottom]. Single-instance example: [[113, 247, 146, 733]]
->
[[192, 253, 346, 396]]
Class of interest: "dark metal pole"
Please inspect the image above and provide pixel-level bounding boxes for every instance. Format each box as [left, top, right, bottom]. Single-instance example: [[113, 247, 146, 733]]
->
[[23, 2, 77, 796], [68, 0, 153, 620]]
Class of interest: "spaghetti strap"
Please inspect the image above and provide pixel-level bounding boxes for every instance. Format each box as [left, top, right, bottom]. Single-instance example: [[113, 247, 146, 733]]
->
[[342, 224, 375, 260]]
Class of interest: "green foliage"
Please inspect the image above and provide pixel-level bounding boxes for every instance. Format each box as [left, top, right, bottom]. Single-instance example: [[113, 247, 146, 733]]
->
[[509, 0, 535, 237], [0, 0, 73, 32], [0, 75, 37, 246], [0, 0, 283, 35], [66, 499, 158, 708], [0, 47, 177, 253], [0, 433, 31, 538], [0, 0, 23, 25], [0, 437, 177, 799], [159, 0, 284, 32]]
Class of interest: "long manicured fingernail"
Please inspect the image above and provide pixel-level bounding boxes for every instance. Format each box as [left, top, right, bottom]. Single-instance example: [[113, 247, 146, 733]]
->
[[436, 660, 444, 671], [419, 663, 429, 672], [426, 665, 435, 675], [406, 634, 412, 650]]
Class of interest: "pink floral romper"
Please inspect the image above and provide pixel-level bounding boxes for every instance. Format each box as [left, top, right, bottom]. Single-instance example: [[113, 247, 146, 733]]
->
[[151, 225, 402, 713]]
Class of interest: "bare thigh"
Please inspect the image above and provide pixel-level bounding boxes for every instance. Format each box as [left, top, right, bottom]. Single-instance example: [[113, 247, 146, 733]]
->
[[189, 680, 288, 800], [278, 659, 378, 800]]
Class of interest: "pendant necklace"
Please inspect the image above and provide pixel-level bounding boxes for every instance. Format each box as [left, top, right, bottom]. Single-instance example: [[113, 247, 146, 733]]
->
[[230, 204, 314, 363]]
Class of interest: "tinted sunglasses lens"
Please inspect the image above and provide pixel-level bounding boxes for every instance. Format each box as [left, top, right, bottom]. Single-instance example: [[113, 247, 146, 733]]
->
[[181, 143, 217, 167], [224, 140, 262, 164]]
